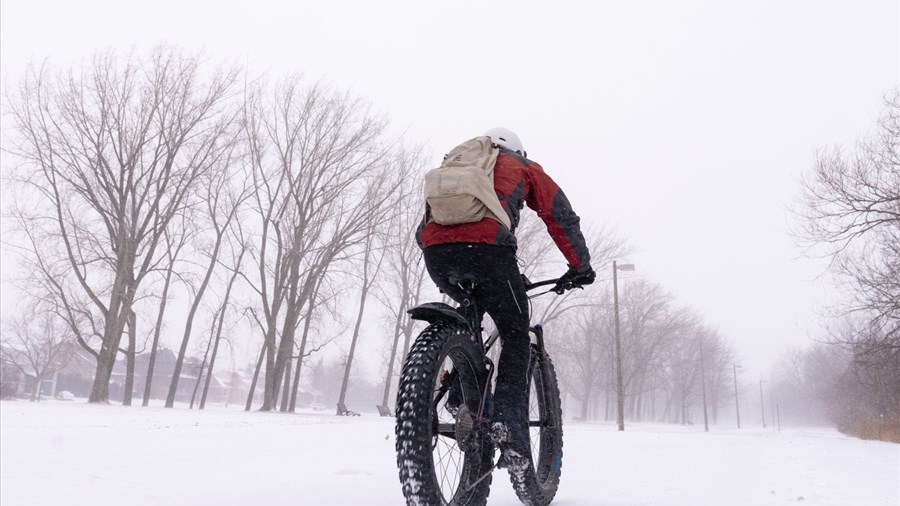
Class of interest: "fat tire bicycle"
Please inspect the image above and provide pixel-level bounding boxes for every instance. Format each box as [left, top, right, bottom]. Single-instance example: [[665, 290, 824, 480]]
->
[[395, 275, 570, 506]]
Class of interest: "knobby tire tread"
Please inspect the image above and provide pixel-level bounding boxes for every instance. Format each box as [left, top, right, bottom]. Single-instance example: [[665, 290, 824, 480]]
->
[[395, 322, 493, 506]]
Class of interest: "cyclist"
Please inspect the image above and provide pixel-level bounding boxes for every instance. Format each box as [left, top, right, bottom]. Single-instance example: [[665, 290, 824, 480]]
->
[[416, 127, 595, 472]]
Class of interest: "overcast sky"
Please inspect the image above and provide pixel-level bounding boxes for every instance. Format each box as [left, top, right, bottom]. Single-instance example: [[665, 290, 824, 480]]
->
[[1, 0, 898, 375]]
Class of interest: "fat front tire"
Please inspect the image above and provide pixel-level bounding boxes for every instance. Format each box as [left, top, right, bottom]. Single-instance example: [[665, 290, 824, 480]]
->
[[395, 322, 494, 506], [508, 346, 564, 506]]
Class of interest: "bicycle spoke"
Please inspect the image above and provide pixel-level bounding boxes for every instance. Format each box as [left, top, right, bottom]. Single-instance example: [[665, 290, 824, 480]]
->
[[435, 435, 463, 499]]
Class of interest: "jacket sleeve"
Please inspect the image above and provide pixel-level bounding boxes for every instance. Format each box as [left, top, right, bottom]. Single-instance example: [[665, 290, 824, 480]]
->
[[524, 161, 591, 269]]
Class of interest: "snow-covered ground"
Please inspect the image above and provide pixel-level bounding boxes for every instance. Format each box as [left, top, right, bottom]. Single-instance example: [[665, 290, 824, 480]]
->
[[1, 401, 897, 506]]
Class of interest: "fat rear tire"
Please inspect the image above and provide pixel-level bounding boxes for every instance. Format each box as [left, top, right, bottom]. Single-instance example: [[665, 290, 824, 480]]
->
[[395, 322, 494, 506]]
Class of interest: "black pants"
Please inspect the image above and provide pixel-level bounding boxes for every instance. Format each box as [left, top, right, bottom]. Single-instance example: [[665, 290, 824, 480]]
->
[[423, 243, 531, 451]]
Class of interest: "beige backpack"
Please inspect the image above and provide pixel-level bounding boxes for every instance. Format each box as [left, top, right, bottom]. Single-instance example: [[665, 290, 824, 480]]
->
[[423, 136, 512, 230]]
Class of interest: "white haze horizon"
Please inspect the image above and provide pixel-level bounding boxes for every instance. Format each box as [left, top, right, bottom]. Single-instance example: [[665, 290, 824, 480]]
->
[[1, 0, 898, 384]]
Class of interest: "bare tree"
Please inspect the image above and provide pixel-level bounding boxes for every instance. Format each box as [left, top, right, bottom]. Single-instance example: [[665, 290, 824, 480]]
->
[[7, 211, 103, 364], [700, 329, 736, 423], [551, 297, 613, 420], [335, 150, 416, 414], [4, 47, 240, 403], [616, 280, 688, 419], [241, 76, 393, 411], [285, 278, 340, 412], [143, 224, 191, 406], [200, 224, 249, 409], [336, 229, 384, 414], [794, 89, 900, 439], [0, 305, 73, 401], [374, 164, 431, 413], [515, 213, 630, 326], [165, 125, 248, 408], [769, 343, 846, 426], [796, 89, 899, 339], [189, 309, 220, 409]]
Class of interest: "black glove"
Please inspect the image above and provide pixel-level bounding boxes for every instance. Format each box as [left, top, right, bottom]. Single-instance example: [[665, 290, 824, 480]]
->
[[553, 264, 595, 294]]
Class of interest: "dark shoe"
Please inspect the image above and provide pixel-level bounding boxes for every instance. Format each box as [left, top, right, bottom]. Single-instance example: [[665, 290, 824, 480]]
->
[[496, 448, 529, 472], [490, 421, 531, 472], [489, 421, 528, 450]]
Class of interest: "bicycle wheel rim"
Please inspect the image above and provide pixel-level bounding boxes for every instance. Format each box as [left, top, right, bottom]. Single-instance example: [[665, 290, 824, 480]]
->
[[431, 345, 487, 503], [527, 354, 563, 488]]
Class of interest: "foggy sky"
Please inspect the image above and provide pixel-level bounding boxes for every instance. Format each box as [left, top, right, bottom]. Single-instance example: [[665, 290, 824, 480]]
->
[[1, 0, 898, 376]]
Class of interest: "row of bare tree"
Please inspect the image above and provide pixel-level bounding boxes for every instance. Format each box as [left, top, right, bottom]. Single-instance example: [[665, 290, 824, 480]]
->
[[508, 213, 739, 425], [2, 46, 743, 424], [787, 89, 900, 441], [1, 46, 429, 412]]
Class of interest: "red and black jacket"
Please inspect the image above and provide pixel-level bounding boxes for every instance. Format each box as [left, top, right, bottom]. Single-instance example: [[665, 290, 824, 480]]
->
[[417, 148, 591, 269]]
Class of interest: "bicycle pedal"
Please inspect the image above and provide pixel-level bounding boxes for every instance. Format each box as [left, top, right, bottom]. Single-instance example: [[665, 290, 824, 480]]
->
[[489, 421, 509, 445]]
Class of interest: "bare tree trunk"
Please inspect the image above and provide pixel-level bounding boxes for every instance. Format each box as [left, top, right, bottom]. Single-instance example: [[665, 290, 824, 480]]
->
[[31, 373, 43, 402], [260, 328, 278, 411], [190, 318, 218, 409], [144, 268, 174, 406], [380, 305, 407, 410], [289, 308, 314, 409], [200, 244, 245, 409], [189, 361, 206, 409], [580, 383, 592, 420], [400, 318, 417, 366], [288, 308, 316, 412], [166, 236, 226, 408], [337, 284, 368, 414], [246, 345, 266, 411], [604, 376, 611, 421], [144, 230, 186, 406], [90, 281, 133, 403], [200, 326, 224, 410], [279, 358, 293, 412], [270, 279, 301, 410], [338, 235, 378, 414], [123, 310, 137, 406]]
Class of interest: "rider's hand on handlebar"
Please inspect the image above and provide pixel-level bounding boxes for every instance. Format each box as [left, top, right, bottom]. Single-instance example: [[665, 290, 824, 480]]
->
[[553, 264, 596, 294]]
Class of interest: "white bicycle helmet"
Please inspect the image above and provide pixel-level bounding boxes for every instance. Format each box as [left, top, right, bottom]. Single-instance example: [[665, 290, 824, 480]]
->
[[485, 127, 525, 157]]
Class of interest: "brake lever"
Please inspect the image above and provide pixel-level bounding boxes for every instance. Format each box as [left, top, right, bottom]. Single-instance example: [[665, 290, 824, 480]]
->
[[552, 281, 584, 295]]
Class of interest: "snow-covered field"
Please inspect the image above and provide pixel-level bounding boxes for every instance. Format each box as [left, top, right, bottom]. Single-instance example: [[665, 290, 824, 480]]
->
[[1, 401, 897, 506]]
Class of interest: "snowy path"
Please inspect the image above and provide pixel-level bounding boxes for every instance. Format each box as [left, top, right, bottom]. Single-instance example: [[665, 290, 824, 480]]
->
[[1, 401, 897, 506]]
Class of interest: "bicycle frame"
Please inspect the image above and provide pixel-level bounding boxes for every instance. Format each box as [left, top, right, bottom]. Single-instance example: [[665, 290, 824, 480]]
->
[[450, 277, 560, 425], [399, 275, 569, 505]]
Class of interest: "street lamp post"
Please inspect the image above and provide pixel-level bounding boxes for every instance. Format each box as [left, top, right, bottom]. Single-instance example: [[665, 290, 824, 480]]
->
[[612, 260, 635, 432], [759, 379, 767, 428], [733, 364, 741, 429]]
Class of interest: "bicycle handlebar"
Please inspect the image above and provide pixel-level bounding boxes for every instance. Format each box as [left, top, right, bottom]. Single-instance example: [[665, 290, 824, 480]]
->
[[524, 278, 560, 292]]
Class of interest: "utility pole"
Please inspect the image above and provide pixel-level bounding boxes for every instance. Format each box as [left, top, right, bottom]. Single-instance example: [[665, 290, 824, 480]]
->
[[699, 335, 709, 432], [612, 261, 634, 432], [733, 363, 741, 429], [759, 379, 767, 428]]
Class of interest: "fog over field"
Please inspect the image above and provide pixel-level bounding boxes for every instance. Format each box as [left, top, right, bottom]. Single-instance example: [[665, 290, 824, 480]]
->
[[0, 1, 897, 505]]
